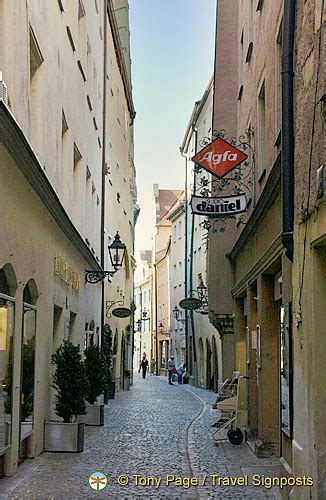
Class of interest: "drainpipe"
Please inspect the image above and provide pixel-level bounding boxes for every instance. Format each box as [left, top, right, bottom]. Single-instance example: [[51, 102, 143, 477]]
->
[[281, 0, 296, 262], [189, 124, 198, 385], [153, 261, 159, 376], [101, 0, 108, 342], [180, 149, 189, 369]]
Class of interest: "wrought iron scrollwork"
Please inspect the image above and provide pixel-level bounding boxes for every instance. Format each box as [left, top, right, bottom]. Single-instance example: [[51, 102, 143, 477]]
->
[[85, 270, 116, 284], [192, 127, 255, 237]]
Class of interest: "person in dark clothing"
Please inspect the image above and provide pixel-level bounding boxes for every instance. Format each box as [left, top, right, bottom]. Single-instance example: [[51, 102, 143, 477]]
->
[[139, 355, 149, 379]]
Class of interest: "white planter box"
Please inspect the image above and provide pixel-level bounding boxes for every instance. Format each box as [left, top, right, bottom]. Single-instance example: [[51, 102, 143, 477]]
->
[[85, 404, 104, 426], [44, 421, 84, 452]]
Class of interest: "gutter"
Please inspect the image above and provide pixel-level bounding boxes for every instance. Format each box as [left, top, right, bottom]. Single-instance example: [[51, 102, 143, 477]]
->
[[281, 0, 296, 262]]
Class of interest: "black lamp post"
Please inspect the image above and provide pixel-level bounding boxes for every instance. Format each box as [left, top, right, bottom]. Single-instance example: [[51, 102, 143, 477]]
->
[[85, 232, 126, 283]]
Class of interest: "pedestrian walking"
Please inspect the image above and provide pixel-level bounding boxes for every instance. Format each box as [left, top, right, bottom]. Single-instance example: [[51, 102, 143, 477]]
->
[[167, 355, 176, 385], [177, 363, 186, 384], [139, 355, 149, 379]]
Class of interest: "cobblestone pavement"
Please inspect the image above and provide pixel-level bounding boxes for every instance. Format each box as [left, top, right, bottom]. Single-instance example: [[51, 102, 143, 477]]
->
[[0, 374, 280, 499]]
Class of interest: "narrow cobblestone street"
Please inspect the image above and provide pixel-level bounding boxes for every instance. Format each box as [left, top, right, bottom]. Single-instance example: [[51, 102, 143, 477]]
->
[[0, 375, 279, 499]]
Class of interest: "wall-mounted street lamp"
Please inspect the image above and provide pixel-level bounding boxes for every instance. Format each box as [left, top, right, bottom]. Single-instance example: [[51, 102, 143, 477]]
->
[[136, 318, 142, 332], [85, 232, 126, 284], [158, 321, 164, 334], [196, 275, 208, 301], [173, 306, 186, 324]]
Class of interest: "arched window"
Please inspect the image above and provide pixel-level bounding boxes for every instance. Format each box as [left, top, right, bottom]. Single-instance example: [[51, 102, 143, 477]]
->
[[0, 265, 17, 452], [21, 280, 38, 433]]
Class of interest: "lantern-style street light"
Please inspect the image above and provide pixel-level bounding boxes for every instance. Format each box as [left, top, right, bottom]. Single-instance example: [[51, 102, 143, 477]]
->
[[85, 232, 126, 284], [173, 306, 186, 324]]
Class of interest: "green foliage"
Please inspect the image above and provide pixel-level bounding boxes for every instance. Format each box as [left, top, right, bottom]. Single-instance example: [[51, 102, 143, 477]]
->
[[4, 337, 35, 421], [102, 324, 113, 386], [52, 341, 87, 423], [84, 344, 108, 404], [21, 337, 35, 421], [4, 340, 13, 415]]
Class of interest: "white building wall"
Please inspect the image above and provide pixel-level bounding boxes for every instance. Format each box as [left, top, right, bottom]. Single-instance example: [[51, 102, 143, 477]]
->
[[182, 78, 223, 387]]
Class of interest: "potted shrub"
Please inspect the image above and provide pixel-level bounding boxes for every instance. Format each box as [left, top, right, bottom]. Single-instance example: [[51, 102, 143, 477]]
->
[[84, 344, 107, 426], [102, 324, 116, 403], [123, 369, 131, 390], [44, 341, 87, 452]]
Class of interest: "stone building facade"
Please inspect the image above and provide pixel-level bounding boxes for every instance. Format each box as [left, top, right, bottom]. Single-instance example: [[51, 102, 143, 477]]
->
[[291, 0, 326, 497], [181, 77, 223, 389], [207, 0, 325, 498], [134, 251, 152, 370], [0, 0, 136, 478]]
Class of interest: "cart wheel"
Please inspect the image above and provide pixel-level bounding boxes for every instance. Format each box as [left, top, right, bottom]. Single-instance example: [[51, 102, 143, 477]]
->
[[227, 428, 244, 445]]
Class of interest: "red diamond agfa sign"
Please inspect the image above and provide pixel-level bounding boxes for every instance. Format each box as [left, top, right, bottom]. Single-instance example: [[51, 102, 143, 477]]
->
[[192, 137, 248, 179]]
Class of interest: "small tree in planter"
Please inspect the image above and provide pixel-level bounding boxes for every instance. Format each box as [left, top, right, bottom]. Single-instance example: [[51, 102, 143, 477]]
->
[[52, 341, 88, 422], [84, 345, 108, 425], [44, 341, 87, 452]]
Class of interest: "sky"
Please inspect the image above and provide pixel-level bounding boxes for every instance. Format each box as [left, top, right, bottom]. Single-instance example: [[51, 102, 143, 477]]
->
[[129, 0, 216, 255]]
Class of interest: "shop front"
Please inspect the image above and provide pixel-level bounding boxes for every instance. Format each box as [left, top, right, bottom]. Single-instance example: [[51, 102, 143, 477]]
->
[[0, 108, 101, 477]]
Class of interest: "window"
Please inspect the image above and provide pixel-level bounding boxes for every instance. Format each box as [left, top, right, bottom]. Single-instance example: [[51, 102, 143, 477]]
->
[[73, 143, 82, 169], [61, 111, 69, 196], [258, 81, 266, 179], [178, 220, 182, 239], [0, 275, 15, 452], [246, 0, 254, 62], [77, 0, 86, 80], [238, 30, 244, 100], [29, 26, 44, 159], [30, 27, 44, 78], [178, 262, 182, 286], [173, 225, 177, 243], [173, 264, 177, 288], [280, 304, 293, 438]]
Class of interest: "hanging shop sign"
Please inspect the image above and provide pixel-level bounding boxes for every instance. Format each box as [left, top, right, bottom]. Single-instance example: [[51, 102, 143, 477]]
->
[[179, 298, 203, 310], [112, 307, 131, 318], [192, 137, 247, 178], [190, 193, 247, 217]]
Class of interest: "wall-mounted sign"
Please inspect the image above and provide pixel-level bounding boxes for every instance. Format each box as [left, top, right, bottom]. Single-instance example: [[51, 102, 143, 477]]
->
[[191, 194, 247, 216], [192, 137, 247, 178], [54, 255, 80, 292], [112, 307, 131, 318], [179, 298, 203, 310]]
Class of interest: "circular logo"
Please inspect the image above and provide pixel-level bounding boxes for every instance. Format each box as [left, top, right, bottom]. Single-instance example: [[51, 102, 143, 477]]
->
[[179, 298, 203, 310], [89, 471, 108, 491]]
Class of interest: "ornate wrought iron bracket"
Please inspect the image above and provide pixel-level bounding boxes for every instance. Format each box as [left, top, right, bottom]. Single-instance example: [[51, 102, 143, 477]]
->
[[85, 270, 117, 284], [106, 299, 124, 318], [192, 127, 255, 237]]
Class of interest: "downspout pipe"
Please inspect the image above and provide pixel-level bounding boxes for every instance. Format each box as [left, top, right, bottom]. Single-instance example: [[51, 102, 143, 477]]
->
[[101, 0, 108, 342], [180, 149, 189, 369], [189, 125, 198, 384], [281, 0, 296, 262]]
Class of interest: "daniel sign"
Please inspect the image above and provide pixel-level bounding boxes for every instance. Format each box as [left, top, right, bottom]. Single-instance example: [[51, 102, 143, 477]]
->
[[191, 194, 247, 216], [192, 137, 247, 178]]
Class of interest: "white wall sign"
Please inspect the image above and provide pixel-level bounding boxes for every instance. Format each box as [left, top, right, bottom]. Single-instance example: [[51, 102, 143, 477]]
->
[[190, 194, 247, 217]]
